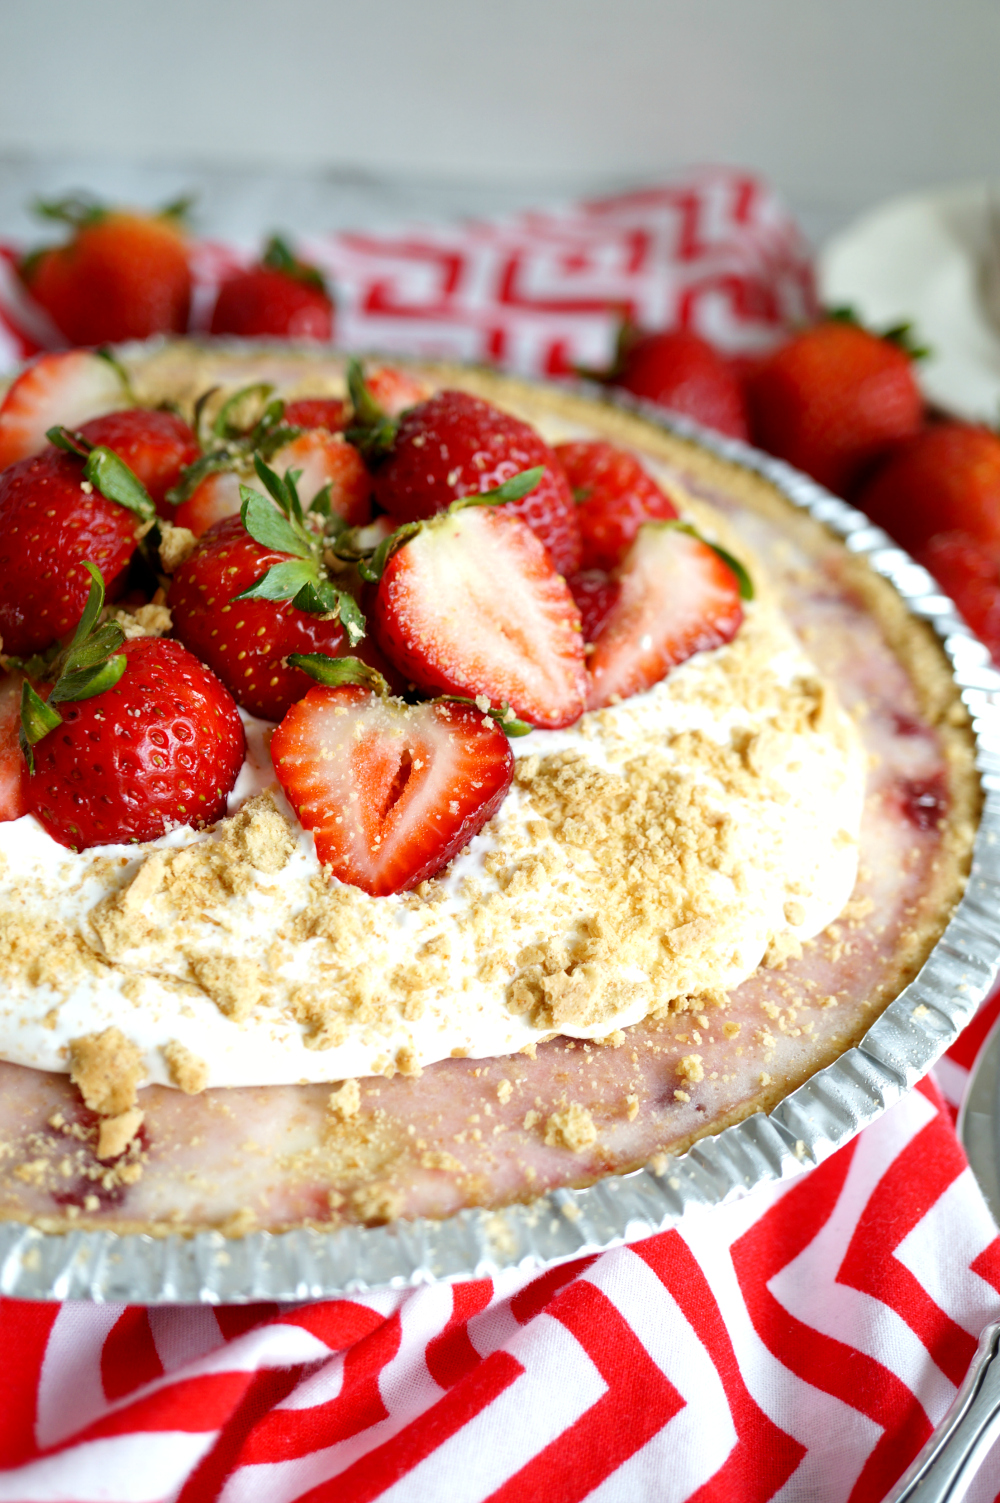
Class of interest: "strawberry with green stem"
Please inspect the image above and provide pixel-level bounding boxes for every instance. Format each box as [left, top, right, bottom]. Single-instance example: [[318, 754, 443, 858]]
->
[[168, 455, 381, 720], [271, 655, 518, 896], [347, 363, 583, 577], [167, 382, 371, 537], [20, 193, 192, 347], [19, 562, 245, 849], [209, 235, 334, 342], [0, 424, 157, 656]]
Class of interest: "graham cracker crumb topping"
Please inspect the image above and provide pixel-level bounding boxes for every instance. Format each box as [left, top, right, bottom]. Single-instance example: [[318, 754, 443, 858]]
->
[[68, 1027, 145, 1115]]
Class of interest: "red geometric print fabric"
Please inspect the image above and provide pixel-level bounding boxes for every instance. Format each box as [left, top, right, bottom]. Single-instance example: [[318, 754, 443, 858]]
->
[[0, 172, 996, 1500], [0, 169, 816, 378], [0, 1067, 998, 1502]]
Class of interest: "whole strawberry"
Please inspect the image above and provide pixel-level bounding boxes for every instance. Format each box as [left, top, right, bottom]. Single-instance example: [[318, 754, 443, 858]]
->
[[210, 236, 333, 341], [367, 386, 582, 576], [169, 459, 372, 720], [857, 422, 1000, 555], [0, 446, 145, 655], [746, 316, 924, 495], [611, 327, 749, 440], [918, 532, 1000, 661], [78, 408, 200, 511], [19, 565, 245, 849], [20, 195, 191, 346], [555, 440, 679, 571]]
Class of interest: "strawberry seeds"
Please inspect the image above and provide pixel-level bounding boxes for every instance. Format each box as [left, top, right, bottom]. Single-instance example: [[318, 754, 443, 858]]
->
[[0, 352, 750, 892]]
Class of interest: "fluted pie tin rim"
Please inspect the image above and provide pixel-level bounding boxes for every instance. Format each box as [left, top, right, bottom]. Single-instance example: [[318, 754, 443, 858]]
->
[[1, 368, 998, 1303]]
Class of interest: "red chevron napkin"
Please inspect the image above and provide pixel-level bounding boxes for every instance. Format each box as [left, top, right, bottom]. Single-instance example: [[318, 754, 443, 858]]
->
[[0, 171, 998, 1503]]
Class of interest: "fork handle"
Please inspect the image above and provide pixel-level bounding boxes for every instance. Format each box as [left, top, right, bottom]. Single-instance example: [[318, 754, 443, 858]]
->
[[886, 1322, 1000, 1502]]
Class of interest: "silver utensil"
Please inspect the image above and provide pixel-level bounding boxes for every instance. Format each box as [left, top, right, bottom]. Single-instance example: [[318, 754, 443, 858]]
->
[[884, 1018, 1000, 1501]]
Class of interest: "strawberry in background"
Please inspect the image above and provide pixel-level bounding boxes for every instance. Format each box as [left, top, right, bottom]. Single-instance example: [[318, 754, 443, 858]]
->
[[19, 195, 192, 346], [745, 312, 925, 495], [587, 321, 750, 440], [856, 421, 1000, 664], [209, 236, 334, 341]]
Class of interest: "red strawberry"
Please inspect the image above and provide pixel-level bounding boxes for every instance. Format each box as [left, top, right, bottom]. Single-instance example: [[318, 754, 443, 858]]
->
[[168, 515, 360, 720], [586, 525, 745, 710], [555, 439, 679, 570], [0, 448, 141, 655], [20, 198, 191, 347], [271, 685, 513, 896], [857, 422, 1000, 555], [917, 532, 1000, 661], [372, 505, 586, 730], [0, 350, 127, 471], [365, 366, 429, 416], [613, 328, 750, 440], [209, 236, 333, 341], [168, 514, 349, 719], [173, 429, 371, 538], [745, 319, 924, 495], [372, 390, 582, 576], [283, 397, 348, 431], [77, 408, 200, 511], [567, 570, 620, 642], [171, 470, 243, 538], [27, 637, 244, 850], [0, 672, 29, 822]]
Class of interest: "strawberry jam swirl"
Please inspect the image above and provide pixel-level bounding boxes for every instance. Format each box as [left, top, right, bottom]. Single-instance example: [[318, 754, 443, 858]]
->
[[0, 560, 866, 1088]]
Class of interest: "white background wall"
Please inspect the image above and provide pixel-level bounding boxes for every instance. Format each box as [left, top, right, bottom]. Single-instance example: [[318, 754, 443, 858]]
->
[[0, 0, 998, 241]]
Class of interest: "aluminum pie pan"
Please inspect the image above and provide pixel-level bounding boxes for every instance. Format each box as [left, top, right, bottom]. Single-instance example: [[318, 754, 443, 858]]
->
[[2, 382, 999, 1304]]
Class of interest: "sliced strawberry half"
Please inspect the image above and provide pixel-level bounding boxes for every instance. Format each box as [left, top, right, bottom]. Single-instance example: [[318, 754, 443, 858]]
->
[[586, 524, 746, 710], [173, 428, 371, 538], [0, 671, 29, 822], [0, 350, 127, 472], [271, 685, 514, 896], [372, 506, 587, 730]]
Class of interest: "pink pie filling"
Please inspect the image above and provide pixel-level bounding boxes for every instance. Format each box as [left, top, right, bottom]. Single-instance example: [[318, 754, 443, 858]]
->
[[0, 432, 976, 1237]]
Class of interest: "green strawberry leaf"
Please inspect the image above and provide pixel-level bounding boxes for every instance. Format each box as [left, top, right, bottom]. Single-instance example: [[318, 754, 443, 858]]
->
[[213, 383, 275, 441], [239, 485, 312, 559], [60, 620, 126, 680], [433, 695, 533, 737], [51, 652, 127, 706], [164, 448, 231, 507], [19, 681, 62, 770], [345, 357, 399, 460], [357, 520, 422, 583], [309, 481, 332, 519], [85, 446, 155, 521], [450, 466, 544, 513], [234, 557, 317, 602], [18, 561, 128, 766], [287, 652, 388, 695], [668, 522, 754, 601], [262, 235, 328, 294], [46, 425, 91, 459], [66, 562, 107, 652]]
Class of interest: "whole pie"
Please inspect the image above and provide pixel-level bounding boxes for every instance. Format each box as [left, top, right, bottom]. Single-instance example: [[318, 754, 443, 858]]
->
[[0, 341, 978, 1237]]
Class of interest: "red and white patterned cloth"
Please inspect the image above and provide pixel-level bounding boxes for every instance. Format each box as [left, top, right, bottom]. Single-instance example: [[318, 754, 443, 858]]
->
[[0, 171, 997, 1502]]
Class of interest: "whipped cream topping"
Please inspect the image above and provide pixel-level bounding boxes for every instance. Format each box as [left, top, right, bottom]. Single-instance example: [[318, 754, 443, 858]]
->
[[0, 591, 866, 1090]]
